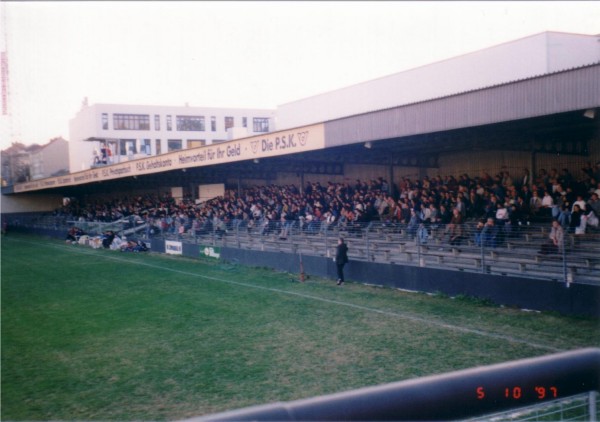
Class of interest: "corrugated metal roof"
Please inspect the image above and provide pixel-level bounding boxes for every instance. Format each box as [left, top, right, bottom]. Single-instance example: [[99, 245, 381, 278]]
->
[[389, 61, 600, 111], [324, 63, 600, 147], [277, 32, 600, 130], [326, 61, 600, 120]]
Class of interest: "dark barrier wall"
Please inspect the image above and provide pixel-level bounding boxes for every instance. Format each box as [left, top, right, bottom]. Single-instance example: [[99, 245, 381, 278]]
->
[[220, 247, 600, 317], [9, 225, 65, 239], [151, 237, 166, 253], [7, 225, 599, 317]]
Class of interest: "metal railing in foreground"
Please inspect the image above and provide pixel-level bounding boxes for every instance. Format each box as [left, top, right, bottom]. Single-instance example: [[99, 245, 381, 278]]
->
[[467, 391, 599, 421], [183, 348, 600, 422]]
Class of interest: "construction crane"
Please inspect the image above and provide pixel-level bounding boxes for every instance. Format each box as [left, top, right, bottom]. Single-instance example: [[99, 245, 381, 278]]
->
[[1, 1, 9, 118]]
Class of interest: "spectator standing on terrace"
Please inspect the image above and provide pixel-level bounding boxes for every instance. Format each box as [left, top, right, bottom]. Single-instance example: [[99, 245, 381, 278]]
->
[[475, 218, 500, 248], [495, 202, 510, 226], [572, 195, 586, 213], [279, 207, 295, 239], [588, 193, 600, 217], [529, 190, 543, 217], [334, 237, 349, 286], [468, 190, 484, 218], [427, 203, 441, 229], [406, 208, 421, 239], [455, 192, 467, 219], [583, 205, 599, 231], [395, 200, 410, 224], [438, 204, 452, 226], [447, 209, 465, 247], [540, 220, 564, 255], [569, 204, 583, 234], [520, 184, 532, 206], [541, 191, 554, 216], [501, 171, 514, 189], [556, 203, 572, 229], [320, 209, 336, 234]]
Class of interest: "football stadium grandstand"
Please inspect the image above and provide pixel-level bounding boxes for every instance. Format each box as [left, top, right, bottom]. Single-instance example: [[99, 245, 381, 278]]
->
[[2, 31, 600, 420], [3, 31, 599, 315]]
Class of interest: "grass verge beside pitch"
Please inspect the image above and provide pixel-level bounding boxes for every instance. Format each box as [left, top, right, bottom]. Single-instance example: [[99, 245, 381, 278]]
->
[[2, 234, 599, 420]]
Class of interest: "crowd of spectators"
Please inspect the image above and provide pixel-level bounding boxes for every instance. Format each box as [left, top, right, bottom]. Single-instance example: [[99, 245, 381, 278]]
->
[[65, 227, 148, 252], [54, 162, 600, 248]]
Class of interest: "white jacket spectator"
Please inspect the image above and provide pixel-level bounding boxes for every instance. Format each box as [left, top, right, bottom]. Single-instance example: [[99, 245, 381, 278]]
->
[[542, 192, 554, 208], [572, 195, 586, 213], [584, 209, 599, 230]]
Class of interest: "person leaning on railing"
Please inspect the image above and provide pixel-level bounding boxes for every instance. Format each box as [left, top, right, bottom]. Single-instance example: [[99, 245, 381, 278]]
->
[[539, 220, 564, 255], [444, 208, 465, 246], [473, 218, 500, 248], [569, 204, 583, 234]]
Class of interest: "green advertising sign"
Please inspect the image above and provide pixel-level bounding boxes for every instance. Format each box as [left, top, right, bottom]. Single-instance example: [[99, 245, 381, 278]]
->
[[201, 245, 220, 259]]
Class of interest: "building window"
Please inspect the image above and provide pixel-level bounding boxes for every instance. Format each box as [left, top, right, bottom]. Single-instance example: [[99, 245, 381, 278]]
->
[[168, 139, 182, 151], [176, 115, 205, 131], [119, 139, 137, 156], [141, 139, 151, 155], [154, 115, 160, 131], [224, 116, 234, 130], [253, 117, 269, 133], [102, 113, 109, 130], [188, 140, 206, 148], [211, 116, 216, 132], [113, 114, 150, 130], [242, 117, 247, 128], [167, 115, 172, 131], [155, 139, 161, 155]]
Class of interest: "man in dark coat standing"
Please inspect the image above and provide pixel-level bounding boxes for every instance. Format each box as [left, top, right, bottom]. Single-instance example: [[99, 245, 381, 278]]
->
[[335, 237, 349, 285]]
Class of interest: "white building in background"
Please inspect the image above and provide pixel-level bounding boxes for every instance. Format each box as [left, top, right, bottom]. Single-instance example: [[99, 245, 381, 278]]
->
[[30, 137, 69, 180], [68, 103, 276, 172], [277, 31, 600, 130], [1, 138, 69, 184]]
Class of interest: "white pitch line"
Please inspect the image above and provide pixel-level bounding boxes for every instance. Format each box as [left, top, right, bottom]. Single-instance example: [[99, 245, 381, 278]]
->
[[12, 238, 565, 353]]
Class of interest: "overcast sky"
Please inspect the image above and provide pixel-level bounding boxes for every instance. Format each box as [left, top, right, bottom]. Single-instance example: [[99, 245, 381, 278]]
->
[[1, 1, 599, 149]]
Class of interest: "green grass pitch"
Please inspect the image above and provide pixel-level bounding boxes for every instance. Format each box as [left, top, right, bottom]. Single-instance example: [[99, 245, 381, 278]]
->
[[2, 233, 599, 420]]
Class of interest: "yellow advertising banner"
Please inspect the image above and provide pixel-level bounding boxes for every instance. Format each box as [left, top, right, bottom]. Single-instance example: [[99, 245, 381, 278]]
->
[[13, 123, 325, 193]]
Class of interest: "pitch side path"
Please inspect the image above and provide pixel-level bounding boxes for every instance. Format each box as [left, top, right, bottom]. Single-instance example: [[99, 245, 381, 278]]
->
[[2, 234, 599, 420]]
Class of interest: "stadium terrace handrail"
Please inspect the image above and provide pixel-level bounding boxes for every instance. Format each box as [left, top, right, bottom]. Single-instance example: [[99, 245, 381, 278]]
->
[[7, 214, 600, 285], [185, 348, 600, 421], [177, 218, 599, 285]]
